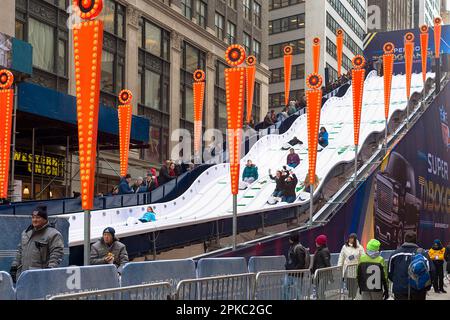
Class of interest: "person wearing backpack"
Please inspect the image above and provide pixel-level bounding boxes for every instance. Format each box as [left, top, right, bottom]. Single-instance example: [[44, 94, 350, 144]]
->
[[283, 232, 310, 300], [357, 239, 389, 300], [428, 239, 447, 293], [388, 232, 433, 300]]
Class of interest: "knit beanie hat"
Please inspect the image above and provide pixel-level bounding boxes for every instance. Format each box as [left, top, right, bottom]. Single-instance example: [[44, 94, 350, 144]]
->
[[32, 205, 48, 220], [103, 227, 116, 238], [366, 239, 381, 252], [316, 234, 327, 246]]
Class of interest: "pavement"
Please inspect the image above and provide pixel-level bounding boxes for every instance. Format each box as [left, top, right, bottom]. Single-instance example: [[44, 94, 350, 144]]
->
[[427, 277, 450, 300]]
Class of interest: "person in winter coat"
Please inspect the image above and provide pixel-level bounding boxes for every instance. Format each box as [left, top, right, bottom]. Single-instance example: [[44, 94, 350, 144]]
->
[[149, 168, 159, 188], [429, 239, 447, 293], [318, 127, 329, 148], [287, 148, 301, 168], [159, 161, 175, 185], [445, 243, 450, 278], [10, 205, 64, 282], [269, 169, 285, 198], [388, 232, 433, 300], [284, 232, 310, 300], [311, 234, 331, 274], [118, 174, 134, 194], [281, 171, 298, 203], [242, 160, 259, 184], [303, 173, 319, 193], [263, 112, 274, 128], [338, 233, 365, 299], [132, 177, 145, 193], [287, 101, 297, 116], [357, 239, 389, 300], [90, 227, 129, 274], [139, 207, 157, 223], [169, 162, 178, 177], [145, 173, 158, 192]]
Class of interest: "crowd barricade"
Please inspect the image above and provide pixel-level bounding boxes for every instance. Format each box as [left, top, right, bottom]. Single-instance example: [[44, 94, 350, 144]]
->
[[254, 269, 311, 300], [312, 266, 343, 300], [48, 282, 172, 300], [175, 273, 256, 300], [0, 271, 15, 300], [343, 264, 359, 300], [247, 256, 286, 273], [197, 257, 247, 278], [15, 265, 119, 300]]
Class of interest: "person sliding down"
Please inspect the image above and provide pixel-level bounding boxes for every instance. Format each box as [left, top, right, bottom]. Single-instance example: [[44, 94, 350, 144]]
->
[[139, 206, 157, 223], [282, 136, 303, 150], [240, 160, 259, 190], [287, 148, 301, 168], [281, 170, 298, 203], [318, 127, 329, 151], [267, 169, 285, 204]]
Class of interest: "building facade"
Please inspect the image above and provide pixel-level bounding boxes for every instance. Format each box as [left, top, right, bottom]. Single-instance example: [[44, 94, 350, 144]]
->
[[0, 0, 269, 200], [442, 0, 450, 23], [269, 0, 367, 110]]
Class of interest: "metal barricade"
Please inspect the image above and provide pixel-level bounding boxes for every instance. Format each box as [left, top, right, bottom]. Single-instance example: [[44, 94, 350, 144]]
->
[[343, 264, 360, 300], [175, 273, 256, 300], [48, 282, 172, 300], [313, 266, 343, 300], [255, 270, 311, 300]]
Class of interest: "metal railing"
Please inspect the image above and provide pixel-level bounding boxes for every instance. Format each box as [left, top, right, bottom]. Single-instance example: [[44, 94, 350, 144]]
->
[[342, 264, 359, 300], [48, 282, 172, 300], [255, 269, 311, 300], [175, 273, 256, 300], [313, 266, 343, 300]]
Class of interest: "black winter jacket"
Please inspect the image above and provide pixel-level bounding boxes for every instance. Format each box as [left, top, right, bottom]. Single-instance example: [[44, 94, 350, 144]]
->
[[311, 246, 331, 274]]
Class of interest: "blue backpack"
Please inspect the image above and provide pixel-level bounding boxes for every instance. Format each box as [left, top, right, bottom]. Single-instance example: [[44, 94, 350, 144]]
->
[[408, 253, 431, 291]]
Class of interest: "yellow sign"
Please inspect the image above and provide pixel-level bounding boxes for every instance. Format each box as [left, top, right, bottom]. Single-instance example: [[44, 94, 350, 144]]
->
[[14, 151, 65, 178]]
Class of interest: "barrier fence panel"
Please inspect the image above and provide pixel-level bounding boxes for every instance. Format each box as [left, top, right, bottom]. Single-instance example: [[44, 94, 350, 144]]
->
[[343, 264, 360, 300], [0, 271, 15, 300], [313, 266, 343, 300], [248, 256, 286, 273], [197, 258, 248, 278], [255, 270, 311, 300], [49, 282, 172, 300], [176, 273, 256, 300]]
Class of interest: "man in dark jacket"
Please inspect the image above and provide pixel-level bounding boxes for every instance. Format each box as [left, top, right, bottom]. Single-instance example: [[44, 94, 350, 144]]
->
[[286, 232, 309, 270], [118, 174, 134, 194], [281, 171, 298, 203], [90, 227, 129, 274], [10, 205, 64, 282], [144, 173, 158, 192], [311, 234, 331, 274], [388, 232, 433, 300]]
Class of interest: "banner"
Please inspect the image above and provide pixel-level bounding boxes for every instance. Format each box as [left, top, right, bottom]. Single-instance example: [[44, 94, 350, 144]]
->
[[383, 43, 395, 120], [336, 29, 344, 77], [434, 17, 442, 59], [351, 56, 366, 146], [118, 90, 133, 177], [73, 0, 104, 210], [404, 33, 415, 101], [283, 46, 293, 107], [0, 69, 14, 199], [193, 70, 205, 156], [246, 56, 256, 124], [420, 25, 429, 85], [313, 37, 320, 74]]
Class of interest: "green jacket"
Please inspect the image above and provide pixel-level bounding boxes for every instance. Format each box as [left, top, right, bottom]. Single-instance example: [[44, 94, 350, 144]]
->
[[357, 253, 388, 292], [242, 165, 258, 180]]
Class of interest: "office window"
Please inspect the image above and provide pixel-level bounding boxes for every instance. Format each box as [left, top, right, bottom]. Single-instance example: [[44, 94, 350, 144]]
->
[[226, 21, 236, 44], [196, 0, 207, 28], [244, 0, 252, 20], [269, 14, 305, 35], [215, 12, 225, 40], [269, 0, 304, 11], [228, 0, 237, 10], [140, 19, 170, 61], [243, 33, 251, 54], [253, 39, 261, 62], [253, 1, 262, 28], [269, 39, 305, 59], [181, 0, 193, 20]]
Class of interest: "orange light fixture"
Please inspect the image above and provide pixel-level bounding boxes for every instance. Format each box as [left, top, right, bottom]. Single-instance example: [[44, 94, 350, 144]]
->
[[383, 43, 395, 121], [434, 17, 442, 59], [336, 29, 344, 77], [283, 46, 293, 106], [193, 69, 205, 156], [420, 25, 429, 84], [245, 55, 256, 124], [351, 55, 366, 147], [225, 45, 246, 195], [313, 37, 321, 74], [118, 89, 133, 177], [0, 69, 14, 199], [404, 32, 415, 101], [306, 73, 323, 186], [73, 0, 104, 210]]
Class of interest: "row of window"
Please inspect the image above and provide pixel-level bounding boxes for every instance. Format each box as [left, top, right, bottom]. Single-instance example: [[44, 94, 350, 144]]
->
[[326, 37, 353, 72], [269, 0, 305, 11], [243, 0, 262, 28], [269, 90, 304, 108], [346, 0, 366, 21], [269, 13, 305, 35], [327, 0, 366, 40], [270, 64, 305, 84], [326, 13, 363, 57], [326, 63, 339, 83], [269, 39, 305, 60]]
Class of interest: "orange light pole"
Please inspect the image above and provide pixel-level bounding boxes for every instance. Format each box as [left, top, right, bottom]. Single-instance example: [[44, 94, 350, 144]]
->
[[118, 90, 133, 177], [383, 43, 395, 150], [336, 29, 344, 78], [283, 46, 293, 107], [246, 56, 257, 124], [420, 25, 429, 86], [305, 73, 323, 225], [72, 0, 104, 265], [404, 32, 415, 127], [224, 45, 246, 250], [0, 70, 14, 200], [434, 17, 443, 94], [193, 70, 205, 161], [351, 55, 366, 188], [313, 37, 321, 74]]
